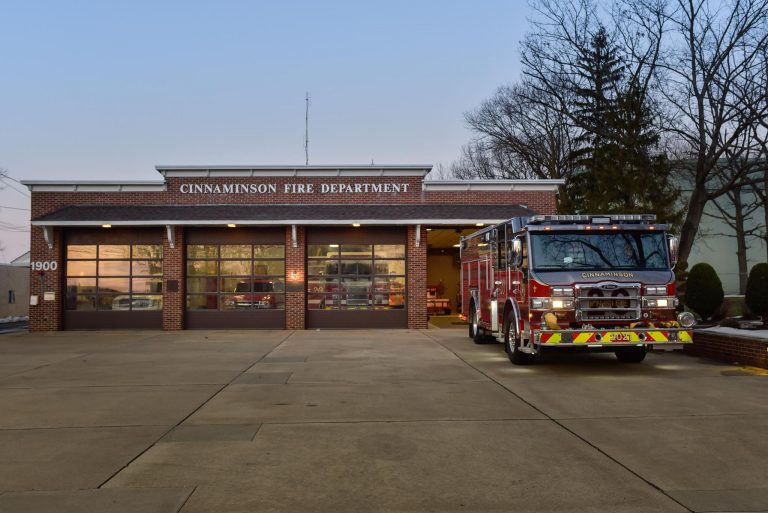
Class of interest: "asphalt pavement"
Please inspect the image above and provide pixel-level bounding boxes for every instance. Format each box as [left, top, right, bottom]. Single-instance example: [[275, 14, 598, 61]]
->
[[0, 327, 765, 512]]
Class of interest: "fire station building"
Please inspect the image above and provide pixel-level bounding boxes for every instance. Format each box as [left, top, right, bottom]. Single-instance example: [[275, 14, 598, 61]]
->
[[24, 165, 562, 331]]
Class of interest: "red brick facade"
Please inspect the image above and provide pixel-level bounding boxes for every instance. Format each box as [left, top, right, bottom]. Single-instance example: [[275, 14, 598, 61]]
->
[[162, 226, 185, 331], [27, 169, 560, 331], [684, 330, 768, 369], [285, 225, 306, 330], [407, 225, 428, 330], [30, 178, 557, 218], [28, 225, 64, 331]]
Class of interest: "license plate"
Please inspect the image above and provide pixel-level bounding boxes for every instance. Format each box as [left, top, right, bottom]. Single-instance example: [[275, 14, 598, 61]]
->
[[605, 332, 631, 342]]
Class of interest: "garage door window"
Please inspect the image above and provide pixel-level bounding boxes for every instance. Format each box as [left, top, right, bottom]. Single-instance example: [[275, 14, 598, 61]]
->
[[186, 244, 285, 310], [307, 244, 405, 310], [65, 244, 163, 311]]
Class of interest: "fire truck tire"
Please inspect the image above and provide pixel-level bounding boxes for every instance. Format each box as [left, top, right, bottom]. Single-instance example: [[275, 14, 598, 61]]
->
[[504, 314, 535, 365], [468, 301, 478, 339], [470, 302, 492, 344], [614, 347, 647, 363]]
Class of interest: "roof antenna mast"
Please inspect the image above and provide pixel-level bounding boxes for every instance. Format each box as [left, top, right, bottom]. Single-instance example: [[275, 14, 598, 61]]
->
[[304, 92, 310, 166]]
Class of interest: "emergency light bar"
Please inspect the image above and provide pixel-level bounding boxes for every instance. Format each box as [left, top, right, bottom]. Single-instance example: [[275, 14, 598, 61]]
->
[[527, 214, 656, 225]]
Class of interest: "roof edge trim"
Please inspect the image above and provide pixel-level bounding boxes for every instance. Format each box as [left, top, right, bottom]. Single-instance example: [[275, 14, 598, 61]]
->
[[422, 179, 565, 192], [155, 165, 433, 178], [32, 219, 514, 227], [22, 181, 167, 192]]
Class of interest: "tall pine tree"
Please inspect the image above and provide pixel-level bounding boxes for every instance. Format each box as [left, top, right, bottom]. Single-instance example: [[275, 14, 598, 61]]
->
[[563, 26, 681, 228]]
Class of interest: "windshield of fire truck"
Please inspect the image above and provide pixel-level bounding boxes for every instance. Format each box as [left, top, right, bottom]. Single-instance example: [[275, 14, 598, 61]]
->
[[530, 231, 668, 271]]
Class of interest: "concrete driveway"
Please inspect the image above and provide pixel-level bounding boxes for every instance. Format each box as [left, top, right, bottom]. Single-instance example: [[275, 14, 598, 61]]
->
[[0, 328, 766, 513]]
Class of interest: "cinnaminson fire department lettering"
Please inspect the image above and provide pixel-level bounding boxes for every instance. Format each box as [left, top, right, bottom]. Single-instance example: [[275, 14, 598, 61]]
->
[[179, 182, 410, 195]]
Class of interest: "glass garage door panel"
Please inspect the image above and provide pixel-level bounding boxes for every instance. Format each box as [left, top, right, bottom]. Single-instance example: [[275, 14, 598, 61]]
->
[[65, 244, 163, 312], [307, 244, 405, 311], [185, 244, 286, 311]]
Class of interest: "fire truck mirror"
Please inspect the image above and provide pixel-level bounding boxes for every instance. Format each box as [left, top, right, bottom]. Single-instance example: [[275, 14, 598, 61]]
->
[[668, 236, 679, 268], [511, 237, 523, 268]]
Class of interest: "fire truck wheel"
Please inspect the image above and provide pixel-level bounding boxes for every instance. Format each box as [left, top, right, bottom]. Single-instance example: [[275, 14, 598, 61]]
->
[[614, 347, 647, 363], [468, 302, 478, 339], [470, 303, 492, 344], [504, 314, 535, 365]]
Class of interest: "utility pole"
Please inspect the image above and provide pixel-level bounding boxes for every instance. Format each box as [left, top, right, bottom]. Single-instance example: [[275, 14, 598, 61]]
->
[[304, 92, 310, 166]]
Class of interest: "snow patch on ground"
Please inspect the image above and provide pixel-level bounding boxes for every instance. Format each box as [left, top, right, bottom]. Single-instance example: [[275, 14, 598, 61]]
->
[[0, 316, 28, 324], [699, 326, 768, 340]]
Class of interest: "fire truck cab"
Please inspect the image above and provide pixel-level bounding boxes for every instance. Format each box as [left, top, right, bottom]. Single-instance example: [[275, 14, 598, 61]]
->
[[460, 214, 694, 364]]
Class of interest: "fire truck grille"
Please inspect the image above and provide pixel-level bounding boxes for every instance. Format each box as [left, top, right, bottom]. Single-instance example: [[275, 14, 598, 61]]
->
[[575, 282, 641, 322]]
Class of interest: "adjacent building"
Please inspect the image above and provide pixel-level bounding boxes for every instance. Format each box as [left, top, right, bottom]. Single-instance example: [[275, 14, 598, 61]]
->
[[0, 251, 30, 319]]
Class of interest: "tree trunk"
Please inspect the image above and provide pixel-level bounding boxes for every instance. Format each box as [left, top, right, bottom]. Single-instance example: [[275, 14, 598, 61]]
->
[[677, 186, 709, 266], [733, 189, 749, 295], [764, 169, 768, 262]]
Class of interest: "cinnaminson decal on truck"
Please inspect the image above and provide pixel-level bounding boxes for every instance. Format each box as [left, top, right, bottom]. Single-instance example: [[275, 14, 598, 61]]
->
[[581, 272, 635, 279]]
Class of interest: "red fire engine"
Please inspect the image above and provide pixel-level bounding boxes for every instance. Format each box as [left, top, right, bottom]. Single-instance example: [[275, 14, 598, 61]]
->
[[460, 214, 694, 364]]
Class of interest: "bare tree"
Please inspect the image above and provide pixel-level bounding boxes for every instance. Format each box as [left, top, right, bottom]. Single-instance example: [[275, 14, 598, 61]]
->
[[459, 81, 579, 181], [705, 187, 764, 293], [748, 129, 768, 260], [745, 50, 768, 260], [424, 163, 456, 181], [659, 0, 768, 265]]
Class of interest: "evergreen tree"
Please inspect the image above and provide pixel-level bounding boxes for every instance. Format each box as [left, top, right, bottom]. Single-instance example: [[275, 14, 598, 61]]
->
[[564, 26, 682, 228], [564, 26, 624, 213]]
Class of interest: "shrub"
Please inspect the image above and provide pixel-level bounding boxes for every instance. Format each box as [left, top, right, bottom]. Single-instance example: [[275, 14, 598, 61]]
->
[[745, 263, 768, 326], [685, 263, 724, 321]]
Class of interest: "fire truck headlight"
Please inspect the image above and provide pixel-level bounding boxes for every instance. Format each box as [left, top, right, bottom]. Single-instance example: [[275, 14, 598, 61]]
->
[[646, 286, 666, 295], [643, 297, 675, 308], [531, 298, 550, 309], [677, 311, 696, 328], [552, 286, 574, 297], [551, 299, 573, 309]]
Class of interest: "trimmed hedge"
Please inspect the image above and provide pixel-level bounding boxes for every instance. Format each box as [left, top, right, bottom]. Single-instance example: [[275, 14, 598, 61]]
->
[[685, 263, 724, 321], [745, 263, 768, 324]]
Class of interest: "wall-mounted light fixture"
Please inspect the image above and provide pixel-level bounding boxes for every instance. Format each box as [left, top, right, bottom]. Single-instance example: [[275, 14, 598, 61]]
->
[[227, 224, 237, 228], [101, 224, 112, 228], [352, 223, 361, 227]]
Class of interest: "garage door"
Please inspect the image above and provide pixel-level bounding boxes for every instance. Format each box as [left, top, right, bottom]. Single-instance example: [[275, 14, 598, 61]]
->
[[306, 227, 407, 329], [64, 228, 164, 329], [185, 227, 285, 329]]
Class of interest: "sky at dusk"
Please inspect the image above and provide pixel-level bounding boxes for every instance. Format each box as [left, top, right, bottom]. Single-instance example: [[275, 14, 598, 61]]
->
[[0, 0, 759, 295], [0, 0, 532, 260]]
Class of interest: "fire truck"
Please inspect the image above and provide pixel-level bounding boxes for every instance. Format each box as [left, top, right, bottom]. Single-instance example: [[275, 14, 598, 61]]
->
[[460, 214, 694, 364]]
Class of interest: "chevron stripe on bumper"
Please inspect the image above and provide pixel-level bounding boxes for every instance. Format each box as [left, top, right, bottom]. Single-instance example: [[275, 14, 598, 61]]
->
[[538, 329, 692, 346]]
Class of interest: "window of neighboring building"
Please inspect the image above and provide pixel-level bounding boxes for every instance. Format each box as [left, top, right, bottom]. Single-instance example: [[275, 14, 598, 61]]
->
[[186, 244, 285, 310], [307, 244, 406, 310], [8, 290, 15, 304], [65, 244, 163, 311]]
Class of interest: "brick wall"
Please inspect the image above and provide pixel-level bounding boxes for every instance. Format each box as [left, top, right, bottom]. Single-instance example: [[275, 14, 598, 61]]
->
[[407, 225, 427, 329], [28, 226, 63, 331], [162, 226, 185, 330], [285, 225, 306, 330], [30, 178, 558, 219], [684, 331, 768, 369]]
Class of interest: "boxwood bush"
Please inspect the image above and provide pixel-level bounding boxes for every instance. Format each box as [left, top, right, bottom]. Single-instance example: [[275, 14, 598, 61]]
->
[[745, 263, 768, 326], [685, 263, 724, 322]]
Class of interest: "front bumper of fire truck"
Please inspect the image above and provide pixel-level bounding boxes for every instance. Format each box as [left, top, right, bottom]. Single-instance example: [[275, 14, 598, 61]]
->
[[536, 328, 692, 347]]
